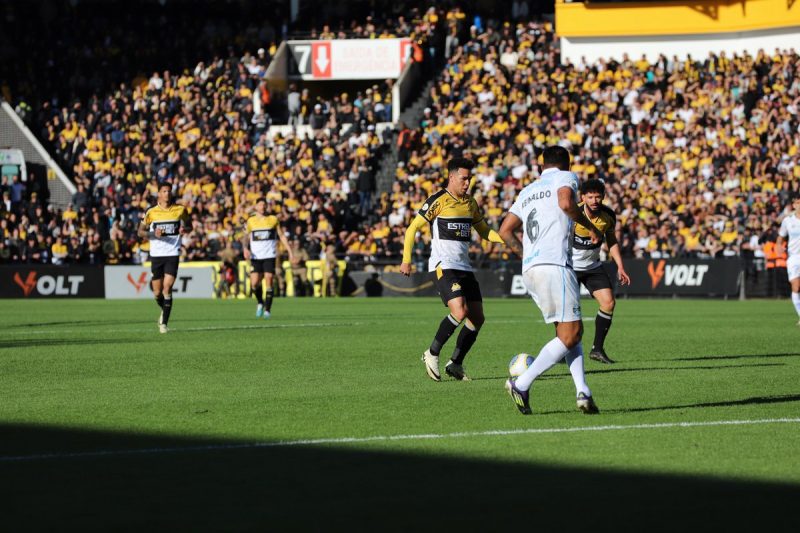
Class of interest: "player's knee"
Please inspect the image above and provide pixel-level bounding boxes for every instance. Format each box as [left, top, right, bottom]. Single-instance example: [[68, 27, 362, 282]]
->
[[601, 298, 616, 312], [450, 306, 468, 322]]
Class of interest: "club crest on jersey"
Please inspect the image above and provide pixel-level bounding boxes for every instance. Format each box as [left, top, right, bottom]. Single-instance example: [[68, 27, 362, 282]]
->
[[451, 282, 462, 292]]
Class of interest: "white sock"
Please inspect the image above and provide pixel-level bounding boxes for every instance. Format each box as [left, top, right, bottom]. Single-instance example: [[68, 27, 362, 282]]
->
[[515, 337, 569, 391], [564, 344, 591, 397], [792, 292, 800, 319]]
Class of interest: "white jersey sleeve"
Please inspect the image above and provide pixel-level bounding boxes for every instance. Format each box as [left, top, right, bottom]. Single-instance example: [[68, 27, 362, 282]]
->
[[511, 169, 578, 272], [780, 215, 800, 259]]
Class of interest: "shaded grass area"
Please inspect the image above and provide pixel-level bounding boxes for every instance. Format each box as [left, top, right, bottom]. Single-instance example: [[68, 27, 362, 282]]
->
[[1, 423, 799, 531]]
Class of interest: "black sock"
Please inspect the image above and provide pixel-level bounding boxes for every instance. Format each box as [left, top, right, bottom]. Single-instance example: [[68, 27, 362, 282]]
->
[[265, 288, 274, 312], [451, 321, 479, 364], [593, 310, 613, 351], [162, 296, 173, 325], [429, 314, 461, 356], [156, 294, 165, 309], [252, 283, 263, 305]]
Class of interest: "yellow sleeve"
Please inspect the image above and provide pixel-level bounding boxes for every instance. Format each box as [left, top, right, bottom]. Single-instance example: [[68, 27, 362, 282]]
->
[[473, 219, 505, 244], [142, 209, 151, 226], [402, 215, 428, 263]]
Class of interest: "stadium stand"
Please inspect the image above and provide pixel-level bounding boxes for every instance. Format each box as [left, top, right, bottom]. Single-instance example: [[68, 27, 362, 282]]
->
[[1, 1, 799, 271]]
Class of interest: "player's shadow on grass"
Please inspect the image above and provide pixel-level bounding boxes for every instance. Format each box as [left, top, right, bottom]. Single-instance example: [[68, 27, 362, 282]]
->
[[667, 352, 800, 362], [0, 337, 160, 349], [471, 362, 786, 382], [611, 393, 800, 414], [0, 423, 798, 531]]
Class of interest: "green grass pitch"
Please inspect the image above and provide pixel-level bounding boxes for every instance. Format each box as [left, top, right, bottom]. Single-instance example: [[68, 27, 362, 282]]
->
[[1, 297, 799, 530]]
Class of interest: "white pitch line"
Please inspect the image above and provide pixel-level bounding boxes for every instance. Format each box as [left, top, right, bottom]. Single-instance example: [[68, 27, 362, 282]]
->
[[0, 322, 362, 336], [1, 417, 798, 463]]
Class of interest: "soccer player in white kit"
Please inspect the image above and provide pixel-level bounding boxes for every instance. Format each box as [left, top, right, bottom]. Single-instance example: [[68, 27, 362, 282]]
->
[[498, 146, 602, 415], [776, 196, 800, 325]]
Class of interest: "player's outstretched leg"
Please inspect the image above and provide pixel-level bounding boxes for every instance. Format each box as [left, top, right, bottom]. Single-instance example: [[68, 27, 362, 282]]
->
[[423, 313, 462, 382], [505, 337, 570, 414]]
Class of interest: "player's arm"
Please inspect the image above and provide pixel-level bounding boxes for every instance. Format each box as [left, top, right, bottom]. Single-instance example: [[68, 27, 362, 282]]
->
[[498, 213, 524, 258], [179, 208, 191, 234], [277, 224, 294, 261], [137, 211, 157, 239], [400, 215, 428, 276], [137, 220, 151, 240], [241, 222, 251, 260], [558, 187, 601, 243], [777, 220, 787, 250], [604, 213, 630, 285], [472, 218, 505, 244]]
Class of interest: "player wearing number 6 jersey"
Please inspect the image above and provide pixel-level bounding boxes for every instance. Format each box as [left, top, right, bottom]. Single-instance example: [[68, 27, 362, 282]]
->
[[138, 181, 191, 333], [498, 146, 602, 415], [400, 157, 505, 382]]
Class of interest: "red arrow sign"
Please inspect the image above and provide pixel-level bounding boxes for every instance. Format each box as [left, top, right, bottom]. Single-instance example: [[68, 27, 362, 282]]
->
[[312, 42, 332, 78]]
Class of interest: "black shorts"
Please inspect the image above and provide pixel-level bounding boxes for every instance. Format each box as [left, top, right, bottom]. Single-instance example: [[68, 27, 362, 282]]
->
[[575, 266, 613, 294], [251, 258, 276, 274], [151, 256, 180, 280], [433, 268, 482, 306]]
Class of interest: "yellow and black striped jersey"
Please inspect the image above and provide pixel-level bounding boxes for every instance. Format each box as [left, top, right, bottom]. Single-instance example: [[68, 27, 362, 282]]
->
[[142, 204, 190, 257], [245, 214, 279, 259], [418, 189, 484, 272], [572, 202, 617, 271]]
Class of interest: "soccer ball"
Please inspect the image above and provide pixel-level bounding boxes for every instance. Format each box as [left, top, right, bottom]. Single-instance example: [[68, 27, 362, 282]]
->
[[509, 353, 535, 378]]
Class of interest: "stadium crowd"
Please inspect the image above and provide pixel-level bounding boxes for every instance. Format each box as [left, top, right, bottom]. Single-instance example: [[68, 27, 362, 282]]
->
[[2, 3, 799, 271]]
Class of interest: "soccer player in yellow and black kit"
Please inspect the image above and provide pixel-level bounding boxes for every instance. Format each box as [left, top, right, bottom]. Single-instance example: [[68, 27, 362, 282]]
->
[[137, 181, 191, 333], [242, 198, 294, 318], [572, 179, 631, 363], [400, 158, 505, 381]]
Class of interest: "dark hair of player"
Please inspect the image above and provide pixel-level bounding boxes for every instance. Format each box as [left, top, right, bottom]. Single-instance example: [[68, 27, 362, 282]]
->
[[158, 181, 172, 191], [256, 197, 267, 204], [580, 179, 606, 196], [447, 157, 475, 174], [542, 146, 571, 170]]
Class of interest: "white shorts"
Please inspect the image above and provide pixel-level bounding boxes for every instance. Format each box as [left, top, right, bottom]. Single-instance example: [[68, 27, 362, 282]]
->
[[788, 255, 800, 281], [523, 264, 582, 324]]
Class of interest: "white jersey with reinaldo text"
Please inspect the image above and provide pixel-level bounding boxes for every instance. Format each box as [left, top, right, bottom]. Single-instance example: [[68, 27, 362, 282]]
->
[[779, 214, 800, 259], [509, 168, 579, 273]]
